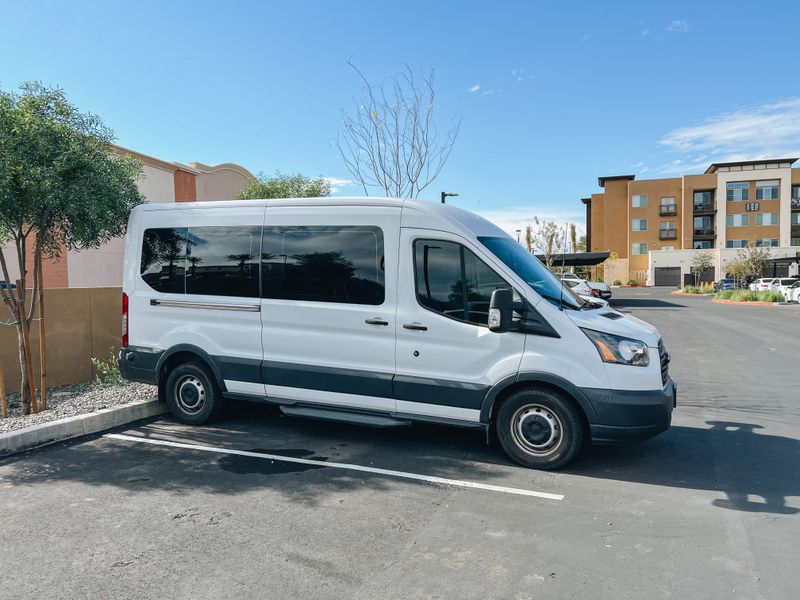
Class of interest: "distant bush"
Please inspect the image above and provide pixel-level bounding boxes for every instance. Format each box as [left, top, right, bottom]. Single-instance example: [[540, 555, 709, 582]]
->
[[627, 279, 639, 287], [682, 285, 701, 294], [730, 290, 757, 302], [756, 291, 784, 302], [715, 290, 735, 300], [612, 279, 622, 286]]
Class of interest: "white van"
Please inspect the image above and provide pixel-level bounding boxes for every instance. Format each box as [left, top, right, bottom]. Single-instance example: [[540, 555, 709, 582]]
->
[[119, 198, 675, 469]]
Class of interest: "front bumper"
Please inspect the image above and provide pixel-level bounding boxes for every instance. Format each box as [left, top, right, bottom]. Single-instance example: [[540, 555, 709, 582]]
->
[[583, 377, 676, 444]]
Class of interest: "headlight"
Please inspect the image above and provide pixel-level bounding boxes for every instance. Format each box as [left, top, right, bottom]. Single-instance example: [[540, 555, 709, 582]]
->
[[581, 328, 650, 367]]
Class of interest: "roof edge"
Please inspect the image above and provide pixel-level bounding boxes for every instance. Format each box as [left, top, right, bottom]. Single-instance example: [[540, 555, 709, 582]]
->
[[598, 174, 635, 187]]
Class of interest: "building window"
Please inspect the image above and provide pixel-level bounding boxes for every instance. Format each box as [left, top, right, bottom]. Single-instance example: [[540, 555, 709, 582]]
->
[[631, 218, 648, 231], [661, 245, 675, 251], [792, 212, 800, 225], [631, 194, 648, 208], [693, 241, 711, 249], [725, 240, 747, 248], [792, 186, 800, 207], [792, 238, 800, 246], [631, 242, 648, 255], [694, 216, 712, 229], [755, 212, 779, 226], [726, 214, 749, 227], [660, 197, 676, 214], [745, 202, 760, 211], [755, 180, 779, 200], [726, 182, 749, 201], [754, 238, 778, 248], [261, 226, 385, 305], [693, 191, 713, 206], [661, 221, 676, 231]]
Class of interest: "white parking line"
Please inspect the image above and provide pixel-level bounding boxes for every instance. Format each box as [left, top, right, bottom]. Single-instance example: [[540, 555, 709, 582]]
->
[[104, 433, 564, 501]]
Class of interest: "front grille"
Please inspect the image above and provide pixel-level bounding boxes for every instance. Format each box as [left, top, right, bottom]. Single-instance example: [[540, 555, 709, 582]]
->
[[658, 339, 669, 386]]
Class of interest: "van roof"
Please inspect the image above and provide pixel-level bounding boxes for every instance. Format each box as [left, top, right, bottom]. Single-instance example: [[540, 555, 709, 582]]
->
[[134, 197, 509, 239]]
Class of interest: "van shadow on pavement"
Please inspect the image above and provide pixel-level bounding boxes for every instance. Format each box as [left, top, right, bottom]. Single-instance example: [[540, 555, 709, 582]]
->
[[1, 407, 797, 514], [567, 421, 800, 515]]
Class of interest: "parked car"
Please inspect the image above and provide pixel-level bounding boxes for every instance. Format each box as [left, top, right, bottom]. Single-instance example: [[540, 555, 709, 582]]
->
[[120, 197, 674, 470], [783, 280, 800, 302], [750, 277, 778, 292], [563, 279, 610, 307], [772, 278, 799, 297], [561, 273, 612, 299], [714, 278, 737, 292]]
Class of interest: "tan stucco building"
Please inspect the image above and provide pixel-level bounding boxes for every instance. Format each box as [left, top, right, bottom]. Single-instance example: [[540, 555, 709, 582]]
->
[[5, 145, 254, 289], [582, 158, 800, 285]]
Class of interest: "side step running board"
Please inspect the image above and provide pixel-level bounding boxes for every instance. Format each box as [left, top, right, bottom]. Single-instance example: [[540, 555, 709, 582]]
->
[[280, 405, 411, 428]]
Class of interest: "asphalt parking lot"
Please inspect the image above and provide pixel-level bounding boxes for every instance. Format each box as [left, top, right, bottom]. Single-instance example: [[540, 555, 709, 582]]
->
[[2, 287, 799, 599]]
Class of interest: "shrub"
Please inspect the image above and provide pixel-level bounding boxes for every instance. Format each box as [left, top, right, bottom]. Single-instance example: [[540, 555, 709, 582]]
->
[[730, 290, 757, 302], [91, 348, 124, 385], [715, 290, 734, 300], [756, 291, 784, 302], [627, 279, 639, 287], [612, 279, 622, 286], [682, 285, 700, 294]]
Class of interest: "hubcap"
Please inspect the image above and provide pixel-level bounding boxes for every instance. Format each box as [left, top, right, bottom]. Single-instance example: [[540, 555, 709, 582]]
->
[[174, 375, 206, 414], [511, 403, 564, 457]]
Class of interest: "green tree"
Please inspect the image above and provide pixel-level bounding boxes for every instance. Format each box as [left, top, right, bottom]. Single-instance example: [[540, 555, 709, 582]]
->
[[235, 171, 330, 200], [737, 242, 771, 280], [529, 217, 565, 269], [0, 82, 143, 414], [690, 250, 715, 285]]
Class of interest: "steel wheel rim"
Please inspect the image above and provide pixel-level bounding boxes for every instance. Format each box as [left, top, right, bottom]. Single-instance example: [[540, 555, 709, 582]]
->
[[174, 375, 206, 414], [510, 403, 564, 457]]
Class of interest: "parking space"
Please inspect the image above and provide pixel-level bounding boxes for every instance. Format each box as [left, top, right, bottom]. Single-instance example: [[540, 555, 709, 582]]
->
[[1, 287, 799, 599]]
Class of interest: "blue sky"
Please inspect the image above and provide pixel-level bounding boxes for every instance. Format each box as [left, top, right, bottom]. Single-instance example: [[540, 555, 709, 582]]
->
[[2, 0, 799, 236]]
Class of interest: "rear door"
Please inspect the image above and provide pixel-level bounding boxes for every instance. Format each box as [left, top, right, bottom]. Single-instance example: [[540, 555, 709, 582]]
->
[[260, 204, 399, 412], [393, 228, 525, 422]]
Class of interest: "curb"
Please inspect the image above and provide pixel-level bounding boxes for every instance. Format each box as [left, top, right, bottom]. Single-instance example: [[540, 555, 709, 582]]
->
[[711, 298, 782, 306], [0, 398, 167, 457], [670, 291, 713, 297]]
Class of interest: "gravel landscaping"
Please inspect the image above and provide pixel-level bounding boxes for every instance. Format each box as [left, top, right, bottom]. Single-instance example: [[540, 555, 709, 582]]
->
[[0, 382, 156, 434]]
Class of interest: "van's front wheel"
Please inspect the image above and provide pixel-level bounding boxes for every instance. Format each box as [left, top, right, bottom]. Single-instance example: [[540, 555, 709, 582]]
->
[[165, 362, 223, 425], [496, 388, 583, 470]]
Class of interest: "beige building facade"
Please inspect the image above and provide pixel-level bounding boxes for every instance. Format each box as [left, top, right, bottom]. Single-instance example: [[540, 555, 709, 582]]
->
[[3, 145, 254, 289], [582, 158, 800, 285]]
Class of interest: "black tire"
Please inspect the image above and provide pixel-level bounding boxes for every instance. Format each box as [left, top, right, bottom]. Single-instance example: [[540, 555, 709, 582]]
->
[[164, 361, 224, 425], [495, 387, 583, 470]]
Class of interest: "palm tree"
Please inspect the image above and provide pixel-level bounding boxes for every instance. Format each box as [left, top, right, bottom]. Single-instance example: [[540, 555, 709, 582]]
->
[[227, 253, 255, 276]]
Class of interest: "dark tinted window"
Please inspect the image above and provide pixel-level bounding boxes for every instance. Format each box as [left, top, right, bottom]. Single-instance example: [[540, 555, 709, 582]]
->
[[140, 228, 187, 293], [262, 226, 384, 305], [414, 239, 512, 325], [186, 227, 261, 298]]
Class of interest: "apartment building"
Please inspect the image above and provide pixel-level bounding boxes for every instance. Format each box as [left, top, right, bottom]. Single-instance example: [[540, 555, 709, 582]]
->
[[4, 144, 254, 289], [582, 158, 800, 285]]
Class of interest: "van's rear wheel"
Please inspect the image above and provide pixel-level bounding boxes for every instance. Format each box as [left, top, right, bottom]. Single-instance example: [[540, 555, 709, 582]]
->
[[165, 362, 223, 425], [496, 387, 583, 470]]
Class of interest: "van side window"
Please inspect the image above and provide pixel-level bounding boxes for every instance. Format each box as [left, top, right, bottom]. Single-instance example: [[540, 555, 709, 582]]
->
[[261, 226, 385, 305], [140, 228, 188, 293], [186, 226, 260, 298], [414, 239, 511, 325]]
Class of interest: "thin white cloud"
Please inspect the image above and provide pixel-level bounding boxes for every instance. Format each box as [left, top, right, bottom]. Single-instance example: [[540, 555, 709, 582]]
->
[[476, 207, 586, 243], [641, 29, 651, 37], [667, 19, 690, 33], [482, 89, 496, 96], [323, 176, 354, 194], [469, 84, 480, 93], [581, 33, 592, 41], [658, 98, 800, 165]]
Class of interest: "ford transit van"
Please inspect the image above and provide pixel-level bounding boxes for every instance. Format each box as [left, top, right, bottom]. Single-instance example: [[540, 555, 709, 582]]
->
[[119, 198, 675, 469]]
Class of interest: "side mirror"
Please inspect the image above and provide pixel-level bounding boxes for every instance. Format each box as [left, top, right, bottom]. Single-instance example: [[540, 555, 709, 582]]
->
[[488, 288, 514, 333]]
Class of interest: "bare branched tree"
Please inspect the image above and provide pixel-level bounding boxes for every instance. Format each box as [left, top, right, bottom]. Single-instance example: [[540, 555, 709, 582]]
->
[[338, 61, 461, 198]]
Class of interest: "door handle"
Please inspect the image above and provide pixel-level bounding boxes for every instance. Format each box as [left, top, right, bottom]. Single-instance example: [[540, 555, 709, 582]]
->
[[365, 318, 389, 326], [403, 322, 428, 331]]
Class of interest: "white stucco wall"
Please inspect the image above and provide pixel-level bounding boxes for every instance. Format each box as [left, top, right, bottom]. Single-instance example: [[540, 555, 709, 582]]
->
[[649, 246, 799, 284], [66, 238, 125, 288], [137, 164, 175, 203], [195, 167, 249, 201]]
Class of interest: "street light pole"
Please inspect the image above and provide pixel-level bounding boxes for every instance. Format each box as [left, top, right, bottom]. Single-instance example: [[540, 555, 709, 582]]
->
[[441, 191, 459, 204], [515, 229, 521, 243]]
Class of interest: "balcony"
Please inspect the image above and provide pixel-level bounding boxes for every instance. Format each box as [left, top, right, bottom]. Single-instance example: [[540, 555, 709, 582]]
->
[[659, 230, 677, 240], [792, 197, 800, 210], [693, 227, 716, 240], [659, 207, 677, 217], [693, 202, 716, 214]]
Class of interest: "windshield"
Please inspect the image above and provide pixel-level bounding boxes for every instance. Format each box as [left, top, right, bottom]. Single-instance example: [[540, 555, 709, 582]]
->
[[479, 236, 585, 309]]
